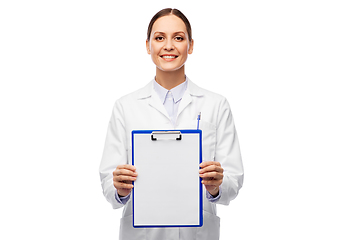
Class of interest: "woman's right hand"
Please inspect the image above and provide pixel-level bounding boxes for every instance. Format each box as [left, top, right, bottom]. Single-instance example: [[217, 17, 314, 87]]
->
[[113, 165, 138, 197]]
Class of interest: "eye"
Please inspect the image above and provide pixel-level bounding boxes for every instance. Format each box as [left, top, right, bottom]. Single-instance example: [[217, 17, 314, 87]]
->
[[155, 36, 164, 41], [174, 36, 184, 41]]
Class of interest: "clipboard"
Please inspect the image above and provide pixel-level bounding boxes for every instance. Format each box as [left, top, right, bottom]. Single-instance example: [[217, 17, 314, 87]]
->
[[131, 130, 203, 228]]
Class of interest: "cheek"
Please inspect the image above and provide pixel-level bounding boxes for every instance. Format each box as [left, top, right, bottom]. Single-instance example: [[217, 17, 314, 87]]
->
[[178, 44, 190, 56], [150, 43, 161, 55]]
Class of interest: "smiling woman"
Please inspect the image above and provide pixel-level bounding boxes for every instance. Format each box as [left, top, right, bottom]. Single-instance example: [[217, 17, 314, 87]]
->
[[146, 10, 194, 89], [99, 8, 244, 240]]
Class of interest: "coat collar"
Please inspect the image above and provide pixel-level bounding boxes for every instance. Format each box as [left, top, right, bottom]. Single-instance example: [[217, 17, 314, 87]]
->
[[136, 77, 204, 121], [153, 78, 188, 104], [137, 76, 204, 100]]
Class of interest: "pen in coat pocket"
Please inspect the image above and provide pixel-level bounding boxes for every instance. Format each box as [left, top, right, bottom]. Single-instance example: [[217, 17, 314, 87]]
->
[[197, 112, 201, 130]]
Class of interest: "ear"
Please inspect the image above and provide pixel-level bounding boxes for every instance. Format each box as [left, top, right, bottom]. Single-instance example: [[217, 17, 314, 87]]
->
[[188, 39, 194, 54], [146, 40, 151, 54]]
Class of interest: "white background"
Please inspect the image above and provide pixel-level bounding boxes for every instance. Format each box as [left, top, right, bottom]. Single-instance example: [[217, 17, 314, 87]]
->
[[1, 0, 359, 239]]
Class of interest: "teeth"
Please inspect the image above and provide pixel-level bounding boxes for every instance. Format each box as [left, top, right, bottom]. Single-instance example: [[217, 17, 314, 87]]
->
[[162, 56, 176, 59]]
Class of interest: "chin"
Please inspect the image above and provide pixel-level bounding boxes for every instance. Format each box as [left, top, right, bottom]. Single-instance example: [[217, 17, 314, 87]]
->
[[159, 66, 180, 71], [157, 62, 186, 72]]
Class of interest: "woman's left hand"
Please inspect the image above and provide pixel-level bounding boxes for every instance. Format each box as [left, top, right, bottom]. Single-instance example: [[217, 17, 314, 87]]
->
[[199, 161, 224, 197]]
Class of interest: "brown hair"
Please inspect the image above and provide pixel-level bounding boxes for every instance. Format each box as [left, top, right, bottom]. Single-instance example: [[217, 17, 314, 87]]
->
[[147, 8, 192, 42]]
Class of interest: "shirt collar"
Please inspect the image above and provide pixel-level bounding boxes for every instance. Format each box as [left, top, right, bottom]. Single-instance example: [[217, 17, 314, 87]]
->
[[153, 77, 188, 104], [137, 76, 203, 100]]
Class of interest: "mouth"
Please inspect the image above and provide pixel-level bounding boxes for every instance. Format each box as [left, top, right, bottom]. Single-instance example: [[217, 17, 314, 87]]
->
[[160, 54, 178, 60]]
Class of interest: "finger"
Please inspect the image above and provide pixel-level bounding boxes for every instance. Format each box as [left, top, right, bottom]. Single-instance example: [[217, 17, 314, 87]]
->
[[199, 164, 223, 174], [199, 172, 223, 180], [113, 169, 138, 177], [202, 179, 223, 186], [117, 164, 137, 171], [114, 181, 134, 190], [199, 161, 222, 171], [199, 161, 220, 168], [119, 169, 138, 176], [114, 175, 137, 182]]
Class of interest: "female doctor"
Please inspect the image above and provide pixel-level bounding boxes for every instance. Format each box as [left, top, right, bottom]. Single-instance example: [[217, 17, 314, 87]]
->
[[99, 8, 244, 240]]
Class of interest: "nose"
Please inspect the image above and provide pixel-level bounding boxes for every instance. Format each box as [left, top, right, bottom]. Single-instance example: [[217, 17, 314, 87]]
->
[[163, 39, 174, 51]]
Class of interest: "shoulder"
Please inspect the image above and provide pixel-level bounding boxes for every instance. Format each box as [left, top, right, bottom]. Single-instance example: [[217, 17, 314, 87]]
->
[[189, 80, 228, 105], [115, 81, 152, 105], [189, 80, 234, 127]]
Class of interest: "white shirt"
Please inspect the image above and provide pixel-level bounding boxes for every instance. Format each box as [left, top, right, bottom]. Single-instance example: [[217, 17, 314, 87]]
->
[[153, 78, 188, 126]]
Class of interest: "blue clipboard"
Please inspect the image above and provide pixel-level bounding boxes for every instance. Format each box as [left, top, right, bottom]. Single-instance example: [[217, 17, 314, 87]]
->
[[131, 129, 203, 228]]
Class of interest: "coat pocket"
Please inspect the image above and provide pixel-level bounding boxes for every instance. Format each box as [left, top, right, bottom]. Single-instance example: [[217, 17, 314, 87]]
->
[[199, 120, 216, 163]]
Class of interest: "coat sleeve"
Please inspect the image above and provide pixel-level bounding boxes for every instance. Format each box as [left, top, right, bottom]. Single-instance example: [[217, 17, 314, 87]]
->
[[215, 98, 244, 205], [99, 100, 129, 209]]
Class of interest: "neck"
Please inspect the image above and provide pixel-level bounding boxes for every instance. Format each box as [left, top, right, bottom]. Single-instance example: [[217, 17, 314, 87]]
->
[[155, 66, 186, 90]]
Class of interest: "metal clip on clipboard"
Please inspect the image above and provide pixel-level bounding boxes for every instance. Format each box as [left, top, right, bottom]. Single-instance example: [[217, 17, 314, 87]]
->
[[151, 131, 182, 141]]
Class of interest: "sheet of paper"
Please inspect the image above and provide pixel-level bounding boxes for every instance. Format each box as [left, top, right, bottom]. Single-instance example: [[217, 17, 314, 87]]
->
[[132, 132, 202, 227]]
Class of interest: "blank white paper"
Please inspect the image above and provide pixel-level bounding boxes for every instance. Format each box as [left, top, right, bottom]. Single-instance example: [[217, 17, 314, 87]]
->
[[132, 132, 201, 227]]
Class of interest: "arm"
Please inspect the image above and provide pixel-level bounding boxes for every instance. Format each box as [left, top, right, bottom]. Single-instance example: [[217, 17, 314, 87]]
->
[[99, 100, 130, 209], [214, 98, 244, 205]]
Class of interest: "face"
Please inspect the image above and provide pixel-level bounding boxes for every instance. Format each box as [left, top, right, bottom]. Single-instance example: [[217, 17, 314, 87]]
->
[[146, 15, 194, 72]]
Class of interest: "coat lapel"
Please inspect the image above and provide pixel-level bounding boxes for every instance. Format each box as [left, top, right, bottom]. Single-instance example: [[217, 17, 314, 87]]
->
[[137, 79, 204, 121], [177, 80, 204, 117], [177, 89, 192, 117], [137, 81, 170, 120], [148, 88, 170, 119]]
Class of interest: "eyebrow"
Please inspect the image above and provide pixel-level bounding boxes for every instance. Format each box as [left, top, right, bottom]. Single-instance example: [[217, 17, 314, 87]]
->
[[153, 31, 186, 35]]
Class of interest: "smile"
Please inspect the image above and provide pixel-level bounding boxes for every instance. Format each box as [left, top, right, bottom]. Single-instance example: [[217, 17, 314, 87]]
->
[[160, 55, 178, 59]]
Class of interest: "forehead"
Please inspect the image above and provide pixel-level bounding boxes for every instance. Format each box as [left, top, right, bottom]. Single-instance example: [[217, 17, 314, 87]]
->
[[151, 15, 187, 35]]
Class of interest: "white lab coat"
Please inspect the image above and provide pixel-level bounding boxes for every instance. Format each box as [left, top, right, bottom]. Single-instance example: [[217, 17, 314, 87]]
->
[[99, 79, 244, 240]]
